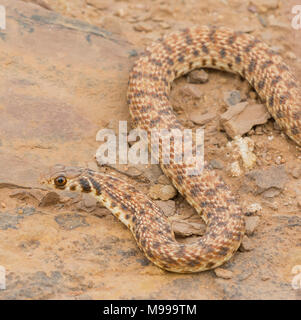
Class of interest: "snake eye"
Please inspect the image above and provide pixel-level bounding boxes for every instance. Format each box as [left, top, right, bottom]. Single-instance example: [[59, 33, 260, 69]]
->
[[54, 176, 67, 187]]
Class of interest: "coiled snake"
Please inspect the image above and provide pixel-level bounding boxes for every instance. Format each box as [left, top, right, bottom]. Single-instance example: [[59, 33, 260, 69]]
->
[[43, 26, 301, 273]]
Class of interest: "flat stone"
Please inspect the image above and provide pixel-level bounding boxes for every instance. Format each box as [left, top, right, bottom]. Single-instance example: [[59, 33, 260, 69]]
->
[[220, 102, 271, 138], [179, 84, 203, 99], [189, 111, 216, 126], [149, 184, 177, 200], [82, 193, 97, 208], [187, 69, 209, 84], [245, 165, 288, 196], [157, 174, 172, 185], [214, 268, 234, 279], [39, 192, 60, 207], [134, 22, 153, 32], [172, 219, 206, 237], [54, 213, 89, 230], [239, 236, 254, 251], [250, 0, 279, 13], [154, 200, 176, 217], [245, 216, 260, 236]]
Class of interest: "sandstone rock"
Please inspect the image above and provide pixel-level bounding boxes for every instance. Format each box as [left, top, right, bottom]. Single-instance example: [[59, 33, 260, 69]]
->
[[82, 193, 97, 209], [159, 22, 171, 29], [245, 203, 262, 216], [187, 69, 209, 84], [239, 236, 254, 251], [220, 102, 271, 138], [55, 213, 89, 230], [39, 192, 60, 207], [157, 174, 172, 185], [179, 84, 203, 99], [134, 22, 153, 32], [245, 216, 260, 236], [142, 165, 163, 183], [245, 165, 288, 196], [189, 111, 216, 126], [155, 200, 176, 217], [227, 161, 242, 177], [172, 220, 206, 237], [268, 14, 290, 29], [22, 0, 52, 10], [9, 189, 60, 207], [149, 184, 177, 200], [227, 136, 257, 170], [249, 0, 279, 13], [214, 268, 234, 279], [262, 200, 278, 211]]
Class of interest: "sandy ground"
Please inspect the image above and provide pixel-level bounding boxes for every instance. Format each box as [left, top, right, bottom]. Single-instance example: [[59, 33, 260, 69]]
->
[[0, 0, 300, 299]]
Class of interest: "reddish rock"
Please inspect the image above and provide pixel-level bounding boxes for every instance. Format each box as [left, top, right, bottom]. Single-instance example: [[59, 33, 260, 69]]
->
[[220, 102, 271, 138]]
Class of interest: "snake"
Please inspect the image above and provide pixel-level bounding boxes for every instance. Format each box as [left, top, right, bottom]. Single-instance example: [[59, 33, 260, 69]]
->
[[42, 26, 301, 273]]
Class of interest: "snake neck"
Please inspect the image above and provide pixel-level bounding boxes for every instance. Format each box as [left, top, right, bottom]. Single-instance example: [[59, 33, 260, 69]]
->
[[69, 170, 244, 273]]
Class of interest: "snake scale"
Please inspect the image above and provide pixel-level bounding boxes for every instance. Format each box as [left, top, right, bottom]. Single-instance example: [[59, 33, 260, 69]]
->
[[44, 26, 301, 273]]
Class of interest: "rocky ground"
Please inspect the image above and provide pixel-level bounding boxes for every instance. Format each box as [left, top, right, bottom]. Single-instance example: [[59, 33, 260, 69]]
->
[[0, 0, 300, 299]]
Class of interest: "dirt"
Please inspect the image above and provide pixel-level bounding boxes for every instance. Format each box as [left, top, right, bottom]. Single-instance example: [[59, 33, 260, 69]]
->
[[0, 0, 300, 299]]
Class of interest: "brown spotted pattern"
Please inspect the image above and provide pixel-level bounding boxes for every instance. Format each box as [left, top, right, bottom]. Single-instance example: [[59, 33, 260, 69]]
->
[[126, 26, 301, 271], [43, 27, 300, 273]]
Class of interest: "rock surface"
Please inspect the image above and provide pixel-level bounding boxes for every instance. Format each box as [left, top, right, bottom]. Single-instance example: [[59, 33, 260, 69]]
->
[[0, 0, 300, 300]]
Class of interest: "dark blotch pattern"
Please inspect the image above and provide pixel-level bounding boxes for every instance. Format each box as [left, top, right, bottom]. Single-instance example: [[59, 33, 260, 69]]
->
[[220, 48, 226, 58], [89, 176, 102, 195], [235, 55, 241, 64], [202, 44, 209, 54], [79, 178, 91, 193]]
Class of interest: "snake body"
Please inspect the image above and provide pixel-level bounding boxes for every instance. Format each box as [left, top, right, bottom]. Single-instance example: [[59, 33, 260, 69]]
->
[[45, 26, 301, 273]]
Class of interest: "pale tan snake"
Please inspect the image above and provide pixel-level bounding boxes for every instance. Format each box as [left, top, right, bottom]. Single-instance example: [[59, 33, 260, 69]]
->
[[43, 26, 301, 273]]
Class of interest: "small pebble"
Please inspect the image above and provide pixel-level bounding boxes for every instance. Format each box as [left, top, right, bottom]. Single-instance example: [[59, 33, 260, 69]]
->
[[149, 184, 177, 200], [180, 84, 203, 99], [189, 111, 216, 126], [134, 23, 153, 32], [159, 22, 171, 29], [245, 216, 260, 236], [239, 236, 254, 251], [214, 268, 234, 279], [291, 166, 301, 179], [245, 203, 262, 215], [157, 174, 171, 185], [187, 69, 209, 84], [154, 200, 176, 217]]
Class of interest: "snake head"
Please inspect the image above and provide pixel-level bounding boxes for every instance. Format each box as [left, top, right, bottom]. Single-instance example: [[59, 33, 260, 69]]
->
[[40, 164, 86, 191]]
